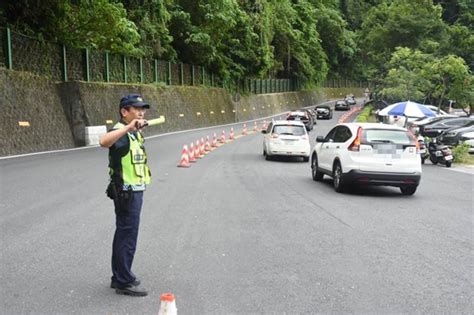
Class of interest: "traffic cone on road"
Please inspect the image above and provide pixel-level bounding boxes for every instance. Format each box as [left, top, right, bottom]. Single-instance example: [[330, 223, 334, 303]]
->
[[220, 130, 226, 144], [194, 140, 201, 158], [242, 123, 247, 135], [177, 145, 190, 168], [205, 136, 211, 151], [212, 132, 218, 147], [158, 293, 177, 315], [200, 138, 206, 155], [253, 121, 258, 132], [230, 127, 235, 140], [188, 142, 196, 162], [262, 120, 267, 130]]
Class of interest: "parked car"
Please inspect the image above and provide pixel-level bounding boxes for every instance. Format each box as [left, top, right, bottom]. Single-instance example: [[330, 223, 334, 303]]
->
[[459, 132, 474, 153], [424, 105, 450, 116], [438, 125, 474, 145], [310, 123, 421, 195], [262, 120, 310, 161], [420, 117, 474, 137], [335, 100, 350, 111], [286, 111, 313, 131], [314, 105, 333, 119]]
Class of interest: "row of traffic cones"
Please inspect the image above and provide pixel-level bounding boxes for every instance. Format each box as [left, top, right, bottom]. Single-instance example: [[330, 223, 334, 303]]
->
[[178, 131, 226, 167], [177, 121, 268, 167]]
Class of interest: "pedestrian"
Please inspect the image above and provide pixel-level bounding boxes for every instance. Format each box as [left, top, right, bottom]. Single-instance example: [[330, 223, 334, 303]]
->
[[99, 94, 151, 297]]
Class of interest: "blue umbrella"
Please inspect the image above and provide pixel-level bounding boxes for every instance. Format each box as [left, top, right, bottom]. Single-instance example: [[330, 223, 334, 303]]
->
[[378, 101, 436, 118]]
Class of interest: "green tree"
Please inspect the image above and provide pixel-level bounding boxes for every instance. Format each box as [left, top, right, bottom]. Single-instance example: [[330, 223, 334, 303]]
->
[[427, 55, 472, 111], [358, 0, 448, 74], [380, 48, 433, 102], [312, 0, 357, 78], [120, 0, 176, 59], [2, 0, 142, 55], [168, 0, 261, 81]]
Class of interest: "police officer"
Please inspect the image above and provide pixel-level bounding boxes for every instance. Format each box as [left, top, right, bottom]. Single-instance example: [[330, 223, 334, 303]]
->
[[99, 94, 151, 297]]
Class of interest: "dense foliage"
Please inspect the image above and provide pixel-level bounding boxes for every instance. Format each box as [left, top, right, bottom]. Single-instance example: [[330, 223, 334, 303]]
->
[[1, 0, 472, 111]]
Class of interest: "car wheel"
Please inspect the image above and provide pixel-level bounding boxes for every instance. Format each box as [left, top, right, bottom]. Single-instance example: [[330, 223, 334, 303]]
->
[[303, 156, 309, 162], [333, 162, 345, 192], [400, 185, 417, 195], [311, 155, 324, 181], [421, 157, 425, 164], [265, 154, 271, 161], [263, 149, 266, 156]]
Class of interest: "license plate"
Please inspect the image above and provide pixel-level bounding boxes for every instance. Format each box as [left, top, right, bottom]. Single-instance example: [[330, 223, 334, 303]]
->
[[445, 155, 453, 161]]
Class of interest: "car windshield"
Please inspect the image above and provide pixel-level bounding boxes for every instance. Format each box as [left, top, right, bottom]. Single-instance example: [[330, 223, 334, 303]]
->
[[362, 129, 412, 145], [273, 125, 306, 136]]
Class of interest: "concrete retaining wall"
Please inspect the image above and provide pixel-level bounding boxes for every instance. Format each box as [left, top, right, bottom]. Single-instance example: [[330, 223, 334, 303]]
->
[[0, 68, 363, 157]]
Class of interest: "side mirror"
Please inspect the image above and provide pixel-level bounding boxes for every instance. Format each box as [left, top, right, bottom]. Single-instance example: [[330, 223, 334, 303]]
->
[[316, 136, 325, 143], [261, 130, 267, 134]]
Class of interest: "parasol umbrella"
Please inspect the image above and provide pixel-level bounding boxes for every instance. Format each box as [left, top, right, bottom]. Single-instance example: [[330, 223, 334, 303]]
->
[[378, 101, 436, 118]]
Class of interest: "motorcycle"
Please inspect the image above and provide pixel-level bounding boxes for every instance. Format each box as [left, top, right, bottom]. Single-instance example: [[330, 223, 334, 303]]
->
[[428, 139, 453, 167], [417, 137, 428, 164]]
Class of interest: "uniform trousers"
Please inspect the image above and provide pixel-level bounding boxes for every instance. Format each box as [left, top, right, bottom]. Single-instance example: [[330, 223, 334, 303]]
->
[[111, 191, 143, 285]]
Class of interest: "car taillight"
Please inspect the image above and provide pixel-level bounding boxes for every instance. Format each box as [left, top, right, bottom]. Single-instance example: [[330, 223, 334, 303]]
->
[[348, 127, 362, 151], [407, 130, 419, 154], [271, 133, 279, 138]]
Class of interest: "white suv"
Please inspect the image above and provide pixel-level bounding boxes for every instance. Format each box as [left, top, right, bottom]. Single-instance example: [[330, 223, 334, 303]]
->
[[310, 123, 421, 195], [262, 120, 311, 162]]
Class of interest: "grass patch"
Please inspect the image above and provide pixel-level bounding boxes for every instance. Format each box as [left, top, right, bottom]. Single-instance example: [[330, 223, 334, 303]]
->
[[452, 143, 474, 164], [356, 104, 375, 122]]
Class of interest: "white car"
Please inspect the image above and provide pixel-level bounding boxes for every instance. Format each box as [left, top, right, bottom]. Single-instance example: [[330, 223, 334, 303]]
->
[[262, 120, 311, 162], [310, 123, 422, 195]]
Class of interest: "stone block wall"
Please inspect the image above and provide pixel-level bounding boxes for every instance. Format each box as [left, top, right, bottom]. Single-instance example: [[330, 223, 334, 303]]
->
[[1, 67, 363, 157], [1, 69, 76, 156]]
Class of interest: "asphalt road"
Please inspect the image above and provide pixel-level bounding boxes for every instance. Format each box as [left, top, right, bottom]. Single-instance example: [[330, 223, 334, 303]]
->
[[1, 102, 473, 314]]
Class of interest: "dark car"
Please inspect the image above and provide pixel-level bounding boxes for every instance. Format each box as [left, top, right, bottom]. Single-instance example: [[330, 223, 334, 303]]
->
[[345, 95, 357, 106], [335, 100, 350, 111], [438, 125, 474, 145], [286, 111, 313, 131], [314, 105, 333, 119], [420, 117, 474, 137]]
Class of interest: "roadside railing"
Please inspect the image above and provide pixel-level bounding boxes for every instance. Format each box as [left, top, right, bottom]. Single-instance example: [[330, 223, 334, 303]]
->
[[1, 26, 369, 93]]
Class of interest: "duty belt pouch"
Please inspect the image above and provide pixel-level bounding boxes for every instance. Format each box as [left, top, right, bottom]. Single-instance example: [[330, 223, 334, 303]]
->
[[116, 187, 134, 214], [106, 182, 118, 200]]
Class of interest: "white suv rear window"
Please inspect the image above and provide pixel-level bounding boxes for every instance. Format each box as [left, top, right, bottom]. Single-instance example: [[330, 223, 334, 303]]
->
[[273, 125, 306, 136], [362, 129, 412, 145]]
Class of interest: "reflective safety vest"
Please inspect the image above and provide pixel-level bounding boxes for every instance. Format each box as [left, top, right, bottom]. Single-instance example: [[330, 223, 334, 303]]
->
[[109, 122, 151, 190]]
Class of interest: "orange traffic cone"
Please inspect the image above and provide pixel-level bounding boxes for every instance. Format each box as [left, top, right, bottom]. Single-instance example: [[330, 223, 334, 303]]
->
[[253, 121, 258, 131], [200, 137, 206, 155], [189, 142, 196, 162], [230, 127, 235, 140], [220, 130, 226, 143], [262, 120, 267, 130], [177, 145, 190, 168], [158, 293, 177, 315], [242, 123, 247, 135], [194, 140, 201, 158], [212, 132, 218, 147], [205, 136, 211, 151]]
